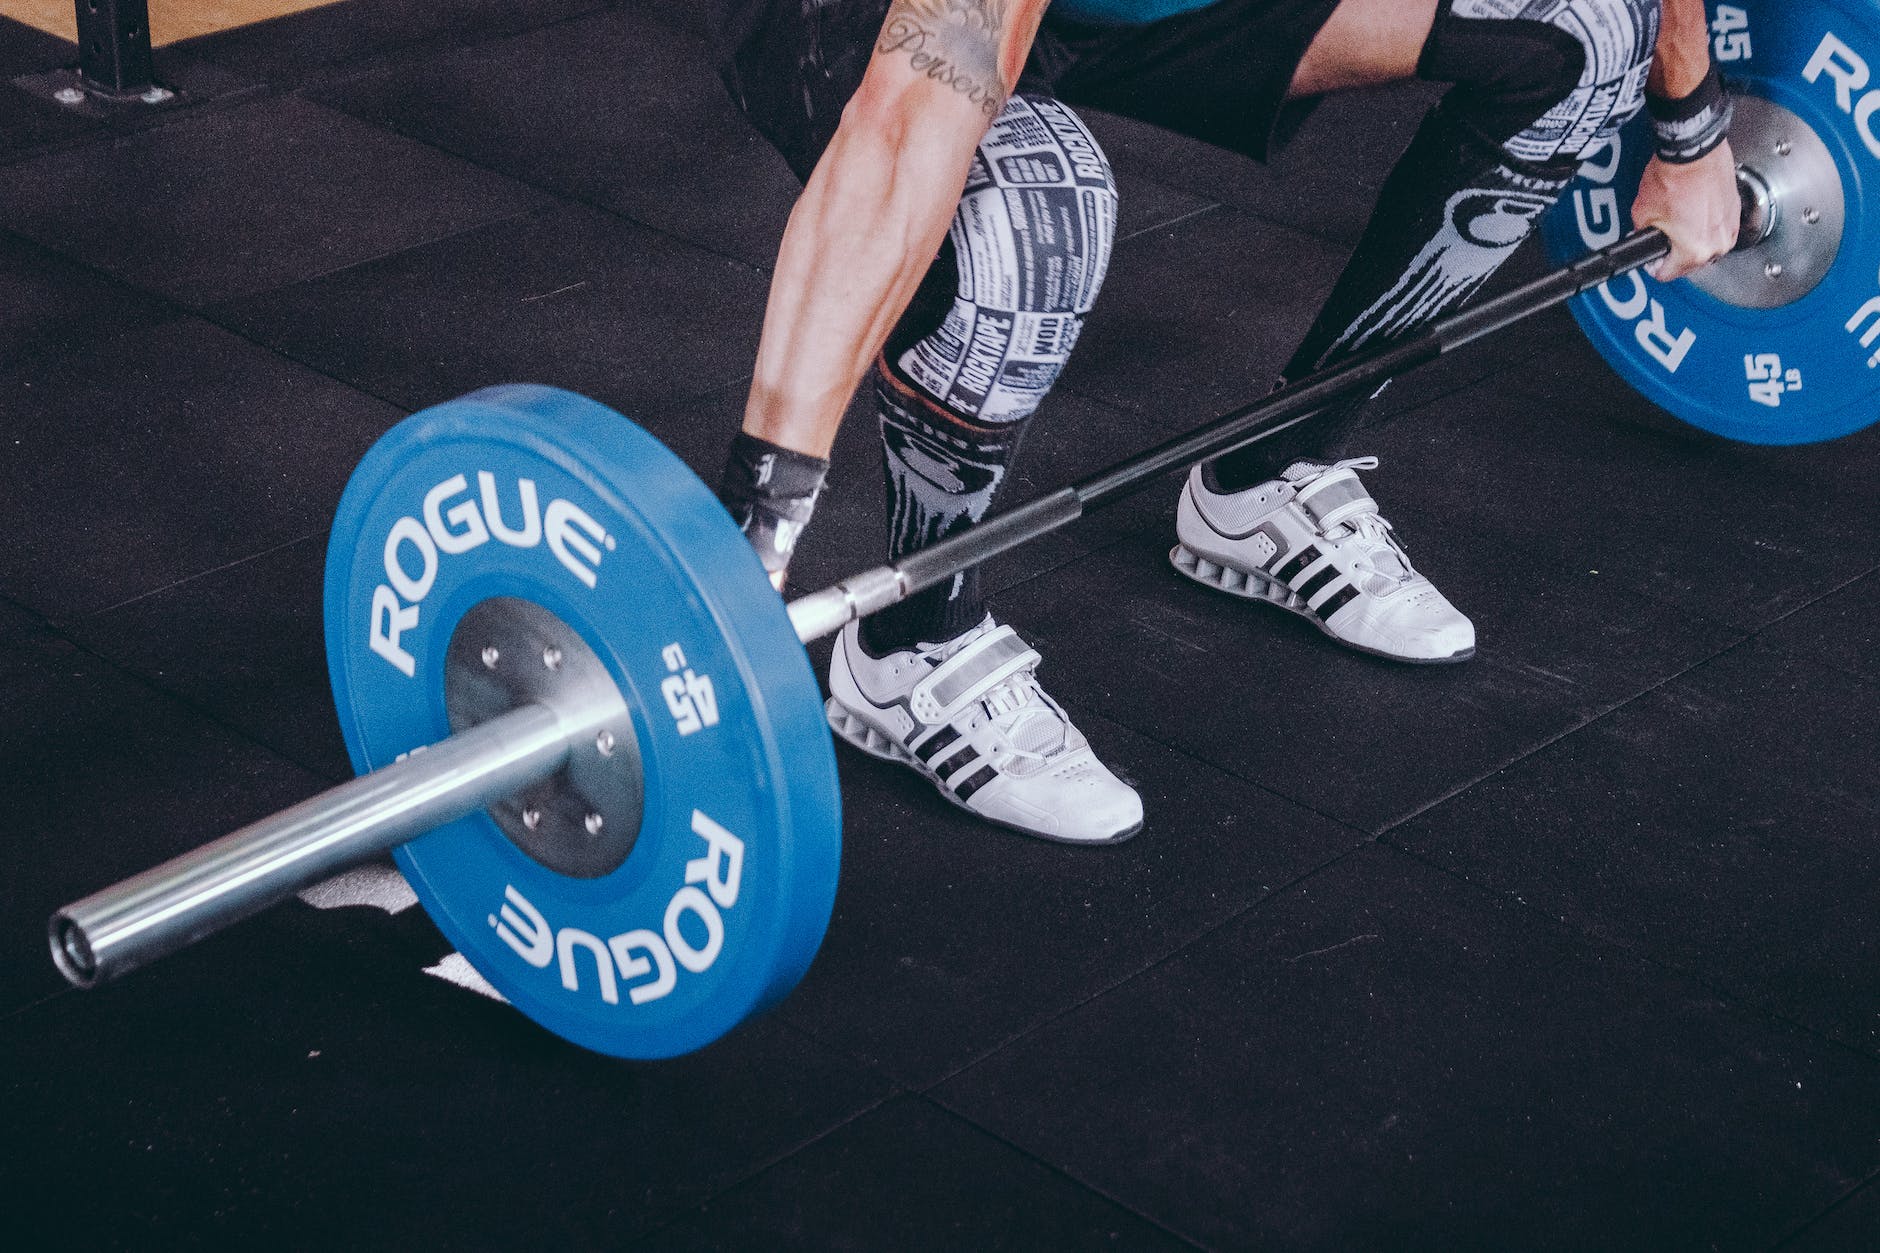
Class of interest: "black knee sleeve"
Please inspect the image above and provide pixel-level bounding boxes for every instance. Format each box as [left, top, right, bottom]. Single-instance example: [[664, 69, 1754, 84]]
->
[[1420, 6, 1586, 154], [1421, 0, 1661, 168]]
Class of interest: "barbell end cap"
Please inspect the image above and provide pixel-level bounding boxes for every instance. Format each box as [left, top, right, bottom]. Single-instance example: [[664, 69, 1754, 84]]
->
[[49, 913, 101, 989]]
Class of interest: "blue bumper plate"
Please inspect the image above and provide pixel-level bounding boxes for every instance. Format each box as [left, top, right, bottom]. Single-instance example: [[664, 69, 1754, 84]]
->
[[1543, 0, 1880, 444], [324, 385, 840, 1058]]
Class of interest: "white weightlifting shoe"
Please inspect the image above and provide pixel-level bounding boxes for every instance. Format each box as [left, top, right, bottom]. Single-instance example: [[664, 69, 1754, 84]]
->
[[826, 616, 1142, 844], [1172, 456, 1474, 664]]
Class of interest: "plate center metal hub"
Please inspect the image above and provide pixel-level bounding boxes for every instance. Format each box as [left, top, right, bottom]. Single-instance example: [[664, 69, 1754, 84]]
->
[[445, 597, 643, 878], [1691, 94, 1845, 310]]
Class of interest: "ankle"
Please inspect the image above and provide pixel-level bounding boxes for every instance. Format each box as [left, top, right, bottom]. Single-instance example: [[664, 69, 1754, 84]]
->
[[860, 598, 988, 659]]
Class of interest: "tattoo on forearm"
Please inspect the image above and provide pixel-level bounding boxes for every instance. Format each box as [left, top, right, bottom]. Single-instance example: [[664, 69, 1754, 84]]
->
[[876, 0, 1010, 119]]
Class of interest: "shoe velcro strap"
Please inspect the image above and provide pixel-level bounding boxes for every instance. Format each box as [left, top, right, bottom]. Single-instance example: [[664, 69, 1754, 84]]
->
[[909, 626, 1040, 725], [1294, 469, 1376, 531]]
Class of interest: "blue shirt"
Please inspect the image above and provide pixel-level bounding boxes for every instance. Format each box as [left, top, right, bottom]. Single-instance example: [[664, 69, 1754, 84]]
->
[[1049, 0, 1222, 25]]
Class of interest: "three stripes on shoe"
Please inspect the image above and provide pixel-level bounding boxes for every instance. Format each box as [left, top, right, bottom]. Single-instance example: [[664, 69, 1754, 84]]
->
[[910, 725, 997, 801], [1268, 543, 1362, 620]]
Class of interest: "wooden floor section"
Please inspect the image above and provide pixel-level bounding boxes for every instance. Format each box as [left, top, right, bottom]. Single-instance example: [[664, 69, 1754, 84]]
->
[[1, 0, 344, 46]]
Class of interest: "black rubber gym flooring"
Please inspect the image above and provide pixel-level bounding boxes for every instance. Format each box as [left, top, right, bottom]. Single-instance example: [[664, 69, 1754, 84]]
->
[[5, 3, 1880, 1248]]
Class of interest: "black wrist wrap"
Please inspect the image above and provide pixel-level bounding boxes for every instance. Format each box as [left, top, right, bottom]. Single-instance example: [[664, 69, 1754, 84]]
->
[[1647, 65, 1733, 164], [716, 432, 829, 577]]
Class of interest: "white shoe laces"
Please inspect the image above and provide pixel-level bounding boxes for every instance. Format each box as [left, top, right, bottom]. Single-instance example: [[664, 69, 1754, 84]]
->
[[1288, 456, 1417, 590]]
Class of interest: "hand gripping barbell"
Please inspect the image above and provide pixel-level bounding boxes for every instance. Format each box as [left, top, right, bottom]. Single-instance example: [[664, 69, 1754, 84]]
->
[[49, 18, 1880, 1057]]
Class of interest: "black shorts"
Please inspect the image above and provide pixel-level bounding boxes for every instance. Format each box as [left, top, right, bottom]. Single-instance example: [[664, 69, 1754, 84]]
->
[[718, 0, 1345, 181]]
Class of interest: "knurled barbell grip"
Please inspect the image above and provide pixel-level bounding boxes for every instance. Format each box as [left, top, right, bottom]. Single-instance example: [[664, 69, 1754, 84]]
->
[[788, 227, 1675, 644], [787, 491, 1084, 643], [1437, 227, 1672, 351]]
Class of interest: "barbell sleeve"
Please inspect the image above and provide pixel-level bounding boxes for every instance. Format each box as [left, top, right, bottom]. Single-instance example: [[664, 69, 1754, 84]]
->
[[787, 227, 1674, 644], [50, 701, 582, 988]]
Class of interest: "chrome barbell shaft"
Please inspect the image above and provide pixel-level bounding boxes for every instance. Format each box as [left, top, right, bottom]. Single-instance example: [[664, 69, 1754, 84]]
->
[[51, 701, 584, 988]]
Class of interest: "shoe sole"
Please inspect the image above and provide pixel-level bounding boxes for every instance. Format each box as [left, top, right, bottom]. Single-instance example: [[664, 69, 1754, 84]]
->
[[825, 699, 1140, 845], [1170, 544, 1475, 666]]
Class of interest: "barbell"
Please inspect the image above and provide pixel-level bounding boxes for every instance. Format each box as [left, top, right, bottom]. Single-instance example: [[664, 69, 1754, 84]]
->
[[48, 2, 1880, 1058]]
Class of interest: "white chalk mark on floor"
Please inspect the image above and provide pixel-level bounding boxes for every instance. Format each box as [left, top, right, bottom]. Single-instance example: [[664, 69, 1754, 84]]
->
[[424, 952, 508, 1003], [298, 864, 510, 1005], [297, 862, 419, 915]]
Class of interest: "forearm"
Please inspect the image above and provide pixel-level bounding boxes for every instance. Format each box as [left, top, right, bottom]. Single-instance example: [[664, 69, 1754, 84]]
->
[[742, 97, 983, 459], [740, 0, 1043, 460], [1649, 0, 1713, 99], [1632, 0, 1737, 278]]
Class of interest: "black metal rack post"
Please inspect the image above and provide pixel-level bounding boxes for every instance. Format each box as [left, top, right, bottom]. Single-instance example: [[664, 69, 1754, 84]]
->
[[74, 0, 155, 97]]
